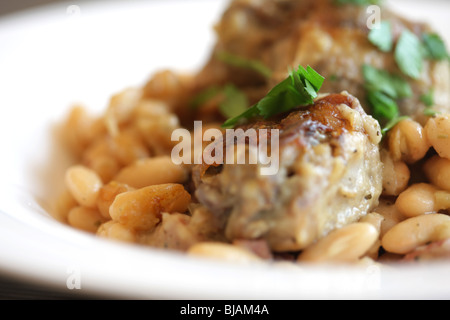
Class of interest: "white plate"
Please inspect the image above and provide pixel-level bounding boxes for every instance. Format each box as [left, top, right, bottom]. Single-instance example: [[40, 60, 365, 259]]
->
[[0, 0, 449, 300]]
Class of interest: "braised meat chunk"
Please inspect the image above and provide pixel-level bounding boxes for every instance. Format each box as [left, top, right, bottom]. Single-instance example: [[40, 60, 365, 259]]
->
[[193, 92, 382, 252]]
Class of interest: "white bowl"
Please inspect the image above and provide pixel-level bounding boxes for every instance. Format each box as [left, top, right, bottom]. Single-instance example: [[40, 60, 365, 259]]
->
[[0, 0, 449, 299]]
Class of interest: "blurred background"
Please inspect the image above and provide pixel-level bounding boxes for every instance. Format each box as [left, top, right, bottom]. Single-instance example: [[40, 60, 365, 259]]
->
[[0, 0, 58, 16]]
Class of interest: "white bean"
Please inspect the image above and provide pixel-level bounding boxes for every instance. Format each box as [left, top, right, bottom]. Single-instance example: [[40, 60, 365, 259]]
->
[[65, 165, 103, 208], [298, 223, 379, 263], [381, 213, 450, 254], [187, 242, 261, 263]]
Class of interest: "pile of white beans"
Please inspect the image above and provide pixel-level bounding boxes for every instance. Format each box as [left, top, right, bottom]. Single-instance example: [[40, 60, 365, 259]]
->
[[53, 83, 450, 265]]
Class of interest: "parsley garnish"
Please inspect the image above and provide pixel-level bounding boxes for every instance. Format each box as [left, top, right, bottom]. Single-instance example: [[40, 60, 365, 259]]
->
[[366, 22, 448, 132], [368, 21, 393, 52], [219, 85, 249, 119], [367, 90, 399, 121], [222, 66, 324, 128], [422, 33, 449, 61], [363, 65, 412, 100], [395, 30, 423, 79], [363, 65, 412, 134], [423, 108, 439, 117], [190, 84, 249, 120], [190, 86, 222, 110], [216, 51, 272, 79], [420, 89, 434, 107], [420, 89, 439, 116]]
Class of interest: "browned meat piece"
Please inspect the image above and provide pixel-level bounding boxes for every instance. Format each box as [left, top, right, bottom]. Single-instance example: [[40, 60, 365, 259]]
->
[[191, 0, 449, 125], [192, 92, 383, 252]]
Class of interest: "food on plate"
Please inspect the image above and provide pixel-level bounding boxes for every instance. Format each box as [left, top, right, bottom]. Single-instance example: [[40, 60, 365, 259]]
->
[[52, 0, 450, 265], [193, 92, 382, 252]]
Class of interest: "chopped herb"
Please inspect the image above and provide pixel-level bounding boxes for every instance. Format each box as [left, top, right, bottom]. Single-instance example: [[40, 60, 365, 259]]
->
[[422, 33, 449, 61], [420, 89, 439, 116], [381, 115, 409, 136], [334, 0, 381, 5], [395, 30, 423, 79], [420, 89, 434, 107], [190, 86, 222, 110], [216, 51, 272, 79], [190, 84, 249, 119], [424, 108, 439, 117], [362, 65, 412, 99], [329, 74, 338, 81], [219, 85, 249, 119], [368, 21, 393, 52], [367, 90, 399, 121], [362, 65, 413, 135], [222, 65, 324, 128]]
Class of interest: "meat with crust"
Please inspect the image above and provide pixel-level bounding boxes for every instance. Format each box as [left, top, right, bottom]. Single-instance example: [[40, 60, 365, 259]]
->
[[192, 92, 382, 252]]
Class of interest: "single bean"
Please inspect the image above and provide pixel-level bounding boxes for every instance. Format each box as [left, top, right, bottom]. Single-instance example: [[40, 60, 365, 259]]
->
[[297, 223, 379, 263], [388, 119, 430, 164], [187, 242, 261, 263], [97, 221, 136, 243], [65, 165, 103, 208], [113, 156, 188, 188], [68, 206, 105, 233], [395, 183, 437, 218], [423, 155, 450, 192], [109, 183, 191, 231], [424, 114, 450, 160], [380, 149, 410, 196], [381, 213, 450, 254]]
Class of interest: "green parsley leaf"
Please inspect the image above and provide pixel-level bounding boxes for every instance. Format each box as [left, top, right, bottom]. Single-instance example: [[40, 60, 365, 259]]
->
[[363, 64, 413, 134], [422, 33, 449, 61], [420, 89, 434, 107], [395, 30, 423, 79], [423, 108, 439, 117], [362, 65, 412, 99], [190, 84, 249, 120], [420, 89, 439, 116], [381, 115, 410, 136], [368, 21, 393, 52], [222, 65, 324, 128], [367, 90, 399, 121], [219, 85, 249, 119], [329, 74, 338, 82], [190, 86, 222, 110], [216, 51, 272, 79], [297, 65, 326, 92]]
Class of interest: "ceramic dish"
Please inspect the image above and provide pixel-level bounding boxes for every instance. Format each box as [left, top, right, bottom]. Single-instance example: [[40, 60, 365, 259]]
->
[[0, 0, 449, 299]]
